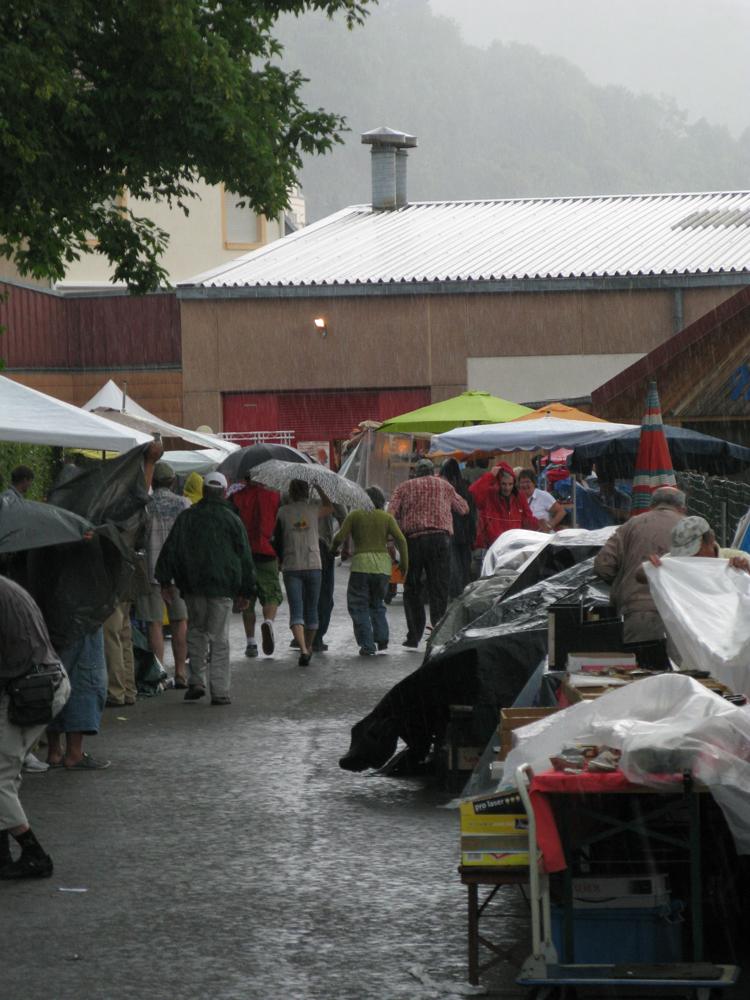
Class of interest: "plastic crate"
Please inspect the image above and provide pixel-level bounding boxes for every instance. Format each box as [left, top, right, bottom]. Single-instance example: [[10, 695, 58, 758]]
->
[[551, 901, 684, 964]]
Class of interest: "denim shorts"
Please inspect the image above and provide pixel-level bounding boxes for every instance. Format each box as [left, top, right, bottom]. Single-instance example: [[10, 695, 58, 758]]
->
[[283, 569, 322, 628], [47, 628, 107, 735]]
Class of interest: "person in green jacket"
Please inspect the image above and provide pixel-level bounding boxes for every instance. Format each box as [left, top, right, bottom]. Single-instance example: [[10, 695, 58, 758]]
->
[[156, 471, 256, 705], [332, 486, 408, 656]]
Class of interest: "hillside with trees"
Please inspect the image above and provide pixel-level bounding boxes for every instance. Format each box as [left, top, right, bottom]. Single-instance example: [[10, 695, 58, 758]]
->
[[278, 0, 750, 221]]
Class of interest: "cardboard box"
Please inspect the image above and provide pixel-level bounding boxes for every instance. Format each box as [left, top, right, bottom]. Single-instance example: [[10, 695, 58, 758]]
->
[[460, 789, 528, 835], [567, 652, 637, 673], [498, 706, 559, 760]]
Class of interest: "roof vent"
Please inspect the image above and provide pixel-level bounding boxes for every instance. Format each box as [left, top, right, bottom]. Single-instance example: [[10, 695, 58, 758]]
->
[[361, 126, 418, 211]]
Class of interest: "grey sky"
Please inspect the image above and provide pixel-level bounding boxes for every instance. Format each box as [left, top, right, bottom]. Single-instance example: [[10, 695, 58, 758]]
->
[[429, 0, 750, 136]]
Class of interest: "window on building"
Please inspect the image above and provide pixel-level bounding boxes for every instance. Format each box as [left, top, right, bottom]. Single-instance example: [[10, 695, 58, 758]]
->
[[222, 187, 266, 250]]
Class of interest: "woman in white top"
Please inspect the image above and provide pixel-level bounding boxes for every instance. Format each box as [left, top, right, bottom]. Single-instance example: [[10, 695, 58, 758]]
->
[[517, 468, 567, 532]]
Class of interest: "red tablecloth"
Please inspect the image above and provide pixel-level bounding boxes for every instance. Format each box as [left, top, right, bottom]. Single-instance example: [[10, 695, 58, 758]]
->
[[529, 771, 649, 873]]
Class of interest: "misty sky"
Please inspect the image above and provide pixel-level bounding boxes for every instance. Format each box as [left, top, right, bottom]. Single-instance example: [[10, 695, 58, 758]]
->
[[429, 0, 750, 136]]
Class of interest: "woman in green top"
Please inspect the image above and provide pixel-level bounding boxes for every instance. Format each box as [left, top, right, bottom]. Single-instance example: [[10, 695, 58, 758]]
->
[[332, 486, 409, 656]]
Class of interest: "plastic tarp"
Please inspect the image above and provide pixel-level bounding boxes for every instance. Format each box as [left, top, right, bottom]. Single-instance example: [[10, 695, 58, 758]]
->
[[84, 379, 237, 454], [645, 557, 750, 697], [503, 673, 750, 855], [340, 557, 609, 773], [162, 449, 225, 475], [481, 529, 549, 577], [0, 375, 152, 451], [430, 414, 635, 455]]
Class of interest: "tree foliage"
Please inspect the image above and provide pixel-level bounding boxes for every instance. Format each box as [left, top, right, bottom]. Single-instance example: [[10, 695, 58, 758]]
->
[[278, 0, 750, 222], [0, 1, 373, 292]]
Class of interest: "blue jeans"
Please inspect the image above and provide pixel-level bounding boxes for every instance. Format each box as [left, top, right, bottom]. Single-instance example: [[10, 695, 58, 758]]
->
[[283, 570, 322, 628], [347, 572, 389, 653], [48, 628, 107, 735]]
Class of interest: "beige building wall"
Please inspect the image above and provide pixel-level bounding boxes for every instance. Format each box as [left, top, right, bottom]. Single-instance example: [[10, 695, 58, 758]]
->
[[59, 179, 284, 289], [180, 284, 745, 429]]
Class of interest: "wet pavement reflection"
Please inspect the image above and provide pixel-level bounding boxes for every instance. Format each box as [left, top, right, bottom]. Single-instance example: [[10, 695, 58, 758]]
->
[[4, 566, 526, 999]]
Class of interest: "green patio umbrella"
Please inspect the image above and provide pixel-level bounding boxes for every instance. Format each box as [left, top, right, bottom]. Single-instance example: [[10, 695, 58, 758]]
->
[[378, 391, 532, 434]]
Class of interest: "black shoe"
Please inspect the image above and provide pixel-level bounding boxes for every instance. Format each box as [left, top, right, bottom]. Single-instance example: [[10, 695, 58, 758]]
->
[[290, 638, 300, 649], [261, 621, 275, 656], [402, 638, 419, 648], [184, 685, 206, 702], [210, 696, 232, 706], [0, 852, 53, 880], [298, 653, 312, 666], [359, 647, 377, 656], [245, 643, 259, 659], [311, 642, 328, 652], [377, 641, 388, 651]]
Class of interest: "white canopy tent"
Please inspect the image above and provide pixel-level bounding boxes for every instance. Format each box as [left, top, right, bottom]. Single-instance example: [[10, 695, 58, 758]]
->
[[161, 449, 226, 475], [0, 375, 153, 451], [430, 414, 637, 455], [83, 380, 237, 454]]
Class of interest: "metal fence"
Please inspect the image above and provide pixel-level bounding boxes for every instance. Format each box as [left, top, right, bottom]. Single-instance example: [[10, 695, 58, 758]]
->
[[676, 472, 750, 547]]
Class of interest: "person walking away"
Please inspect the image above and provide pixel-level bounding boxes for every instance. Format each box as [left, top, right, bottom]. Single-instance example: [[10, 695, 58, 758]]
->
[[0, 577, 70, 879], [332, 486, 409, 656], [440, 458, 477, 597], [517, 468, 567, 532], [593, 486, 686, 645], [388, 458, 469, 648], [5, 465, 35, 499], [274, 480, 333, 666], [135, 461, 191, 686], [313, 503, 346, 653], [183, 472, 203, 505], [469, 462, 538, 550], [156, 471, 256, 705], [231, 475, 282, 659]]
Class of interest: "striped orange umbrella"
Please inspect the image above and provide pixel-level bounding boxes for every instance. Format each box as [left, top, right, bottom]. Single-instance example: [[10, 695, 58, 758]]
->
[[630, 380, 676, 515]]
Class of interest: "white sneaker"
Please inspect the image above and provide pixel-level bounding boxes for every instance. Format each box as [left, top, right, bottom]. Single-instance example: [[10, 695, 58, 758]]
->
[[261, 620, 275, 656], [23, 752, 49, 773]]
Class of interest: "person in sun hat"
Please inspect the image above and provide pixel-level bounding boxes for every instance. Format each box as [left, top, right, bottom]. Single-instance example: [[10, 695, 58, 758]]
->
[[156, 471, 256, 705]]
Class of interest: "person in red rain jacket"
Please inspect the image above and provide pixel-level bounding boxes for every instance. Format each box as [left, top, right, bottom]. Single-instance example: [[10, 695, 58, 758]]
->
[[469, 461, 539, 548]]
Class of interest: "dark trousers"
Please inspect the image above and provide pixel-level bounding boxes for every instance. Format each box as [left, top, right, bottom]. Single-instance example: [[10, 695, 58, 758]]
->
[[403, 532, 451, 643], [347, 572, 390, 653], [316, 542, 335, 645], [449, 540, 472, 598]]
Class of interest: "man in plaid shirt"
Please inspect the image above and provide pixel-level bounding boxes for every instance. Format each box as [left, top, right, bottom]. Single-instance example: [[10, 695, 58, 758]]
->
[[388, 459, 468, 647]]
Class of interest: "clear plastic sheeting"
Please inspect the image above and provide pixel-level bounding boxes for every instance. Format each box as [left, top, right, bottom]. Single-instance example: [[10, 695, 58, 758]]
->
[[481, 529, 549, 577], [645, 557, 750, 696], [503, 673, 750, 855]]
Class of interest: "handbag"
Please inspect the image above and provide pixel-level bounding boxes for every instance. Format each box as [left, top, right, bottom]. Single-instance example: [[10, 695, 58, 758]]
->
[[6, 665, 64, 727]]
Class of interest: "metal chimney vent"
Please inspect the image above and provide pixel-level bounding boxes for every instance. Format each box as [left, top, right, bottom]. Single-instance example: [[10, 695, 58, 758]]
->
[[361, 127, 418, 211]]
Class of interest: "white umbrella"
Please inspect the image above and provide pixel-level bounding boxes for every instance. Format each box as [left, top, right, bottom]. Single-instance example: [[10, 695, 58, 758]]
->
[[250, 460, 373, 510], [430, 414, 636, 455]]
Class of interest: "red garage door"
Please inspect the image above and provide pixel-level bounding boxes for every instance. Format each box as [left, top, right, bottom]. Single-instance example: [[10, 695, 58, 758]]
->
[[223, 387, 430, 462]]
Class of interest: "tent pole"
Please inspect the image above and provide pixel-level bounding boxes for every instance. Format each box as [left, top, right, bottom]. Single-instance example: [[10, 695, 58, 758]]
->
[[121, 380, 128, 413], [571, 476, 577, 528]]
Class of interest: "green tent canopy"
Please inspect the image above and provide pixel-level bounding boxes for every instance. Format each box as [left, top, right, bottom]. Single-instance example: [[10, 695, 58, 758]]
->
[[378, 391, 532, 434]]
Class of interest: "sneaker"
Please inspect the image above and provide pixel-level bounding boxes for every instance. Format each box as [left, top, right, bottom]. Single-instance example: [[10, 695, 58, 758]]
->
[[402, 638, 419, 649], [377, 641, 388, 651], [210, 696, 232, 706], [359, 648, 377, 656], [261, 620, 275, 656], [184, 684, 206, 702], [311, 641, 328, 652], [23, 752, 49, 773], [245, 642, 259, 659], [0, 852, 54, 880]]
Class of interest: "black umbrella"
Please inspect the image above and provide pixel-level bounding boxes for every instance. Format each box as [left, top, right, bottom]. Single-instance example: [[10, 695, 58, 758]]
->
[[217, 444, 313, 482], [570, 424, 750, 479], [0, 491, 93, 553]]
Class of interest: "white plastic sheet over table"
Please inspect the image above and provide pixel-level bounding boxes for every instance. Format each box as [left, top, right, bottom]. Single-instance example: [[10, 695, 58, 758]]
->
[[504, 673, 750, 854]]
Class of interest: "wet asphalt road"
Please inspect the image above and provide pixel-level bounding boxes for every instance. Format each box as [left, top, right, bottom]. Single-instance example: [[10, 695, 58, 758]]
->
[[2, 567, 528, 1000]]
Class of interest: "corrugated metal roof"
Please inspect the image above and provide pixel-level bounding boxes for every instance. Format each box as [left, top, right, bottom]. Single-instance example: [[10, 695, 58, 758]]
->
[[180, 191, 750, 291]]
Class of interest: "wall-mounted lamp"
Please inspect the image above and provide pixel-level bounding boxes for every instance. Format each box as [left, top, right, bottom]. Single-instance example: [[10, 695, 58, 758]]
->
[[313, 317, 328, 337]]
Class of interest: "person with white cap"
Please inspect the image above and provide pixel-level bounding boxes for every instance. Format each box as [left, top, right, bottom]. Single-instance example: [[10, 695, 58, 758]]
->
[[155, 471, 256, 705], [648, 515, 750, 567]]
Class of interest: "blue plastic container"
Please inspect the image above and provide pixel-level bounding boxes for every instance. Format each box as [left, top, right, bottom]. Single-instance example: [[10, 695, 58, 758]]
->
[[551, 901, 684, 964]]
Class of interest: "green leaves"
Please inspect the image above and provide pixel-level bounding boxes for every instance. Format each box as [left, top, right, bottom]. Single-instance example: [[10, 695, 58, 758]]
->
[[0, 0, 375, 291]]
